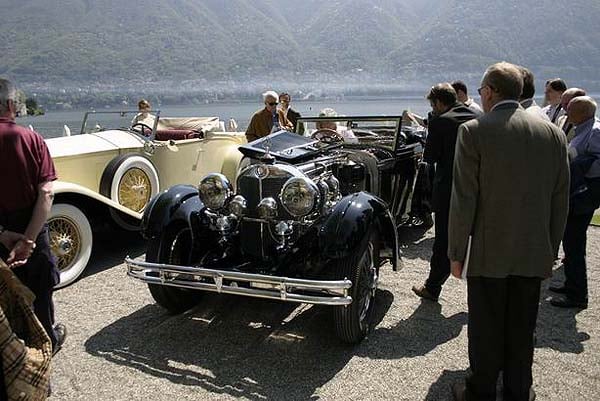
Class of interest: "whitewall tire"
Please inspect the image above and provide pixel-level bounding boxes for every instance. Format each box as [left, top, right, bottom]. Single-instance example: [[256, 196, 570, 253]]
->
[[100, 155, 159, 230], [48, 203, 93, 288]]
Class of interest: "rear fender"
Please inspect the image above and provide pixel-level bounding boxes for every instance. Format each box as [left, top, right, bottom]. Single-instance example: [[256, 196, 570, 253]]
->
[[319, 192, 401, 271]]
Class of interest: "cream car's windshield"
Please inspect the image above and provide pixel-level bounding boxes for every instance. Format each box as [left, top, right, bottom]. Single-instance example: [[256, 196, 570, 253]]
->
[[80, 110, 161, 135]]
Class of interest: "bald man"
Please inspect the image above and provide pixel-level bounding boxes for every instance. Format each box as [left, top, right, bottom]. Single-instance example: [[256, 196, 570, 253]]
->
[[556, 88, 587, 141], [550, 96, 600, 309]]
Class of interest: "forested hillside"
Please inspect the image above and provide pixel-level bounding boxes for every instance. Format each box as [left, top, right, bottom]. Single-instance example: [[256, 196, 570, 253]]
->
[[2, 0, 599, 88]]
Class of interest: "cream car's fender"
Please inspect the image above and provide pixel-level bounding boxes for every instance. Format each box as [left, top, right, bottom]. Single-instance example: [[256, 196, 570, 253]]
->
[[219, 145, 245, 185], [53, 180, 143, 220]]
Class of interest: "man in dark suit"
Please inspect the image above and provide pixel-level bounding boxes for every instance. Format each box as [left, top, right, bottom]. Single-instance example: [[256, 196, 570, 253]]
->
[[279, 92, 304, 134], [412, 83, 477, 302], [448, 63, 569, 401]]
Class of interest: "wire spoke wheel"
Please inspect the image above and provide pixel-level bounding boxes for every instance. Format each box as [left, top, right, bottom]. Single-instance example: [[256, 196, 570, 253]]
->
[[333, 233, 379, 344], [49, 215, 82, 272], [357, 242, 377, 326], [118, 167, 152, 212]]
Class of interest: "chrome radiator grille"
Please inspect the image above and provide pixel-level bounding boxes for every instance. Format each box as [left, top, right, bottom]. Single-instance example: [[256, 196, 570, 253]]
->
[[236, 164, 299, 258]]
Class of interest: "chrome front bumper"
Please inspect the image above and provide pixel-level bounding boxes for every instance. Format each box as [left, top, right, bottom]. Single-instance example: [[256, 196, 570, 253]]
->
[[125, 258, 353, 306]]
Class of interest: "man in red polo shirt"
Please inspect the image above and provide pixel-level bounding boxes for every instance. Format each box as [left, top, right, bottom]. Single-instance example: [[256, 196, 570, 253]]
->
[[0, 78, 66, 354]]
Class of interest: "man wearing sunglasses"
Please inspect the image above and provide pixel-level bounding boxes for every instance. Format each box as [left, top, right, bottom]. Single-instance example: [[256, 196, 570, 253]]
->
[[245, 90, 281, 142]]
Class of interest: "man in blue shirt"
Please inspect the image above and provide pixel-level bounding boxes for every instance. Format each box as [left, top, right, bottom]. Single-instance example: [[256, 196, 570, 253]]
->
[[551, 96, 600, 309]]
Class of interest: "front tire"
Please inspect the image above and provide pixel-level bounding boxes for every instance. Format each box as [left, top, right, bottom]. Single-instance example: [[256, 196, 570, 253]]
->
[[332, 234, 379, 344], [147, 226, 202, 314], [49, 203, 93, 288]]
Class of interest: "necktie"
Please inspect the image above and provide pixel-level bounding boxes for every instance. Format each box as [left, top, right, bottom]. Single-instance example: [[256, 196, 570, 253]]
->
[[551, 105, 562, 123]]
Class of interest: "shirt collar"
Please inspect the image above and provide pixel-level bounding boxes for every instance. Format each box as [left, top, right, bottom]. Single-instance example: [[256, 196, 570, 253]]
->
[[491, 100, 520, 111], [519, 98, 536, 108], [574, 117, 595, 133], [0, 116, 15, 124]]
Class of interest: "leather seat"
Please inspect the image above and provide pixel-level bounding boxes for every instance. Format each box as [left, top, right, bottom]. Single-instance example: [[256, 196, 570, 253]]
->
[[155, 129, 202, 141]]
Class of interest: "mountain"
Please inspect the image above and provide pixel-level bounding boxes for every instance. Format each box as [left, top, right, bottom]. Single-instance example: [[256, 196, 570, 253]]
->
[[1, 0, 599, 90]]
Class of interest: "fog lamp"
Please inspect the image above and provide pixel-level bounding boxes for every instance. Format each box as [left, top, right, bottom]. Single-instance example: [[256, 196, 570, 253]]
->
[[228, 195, 247, 217], [257, 197, 278, 220]]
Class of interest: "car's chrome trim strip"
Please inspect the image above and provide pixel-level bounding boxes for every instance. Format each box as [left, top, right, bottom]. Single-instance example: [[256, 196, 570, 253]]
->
[[125, 257, 353, 306]]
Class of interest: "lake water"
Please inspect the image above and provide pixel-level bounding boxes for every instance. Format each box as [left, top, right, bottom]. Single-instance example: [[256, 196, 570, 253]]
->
[[21, 97, 432, 138]]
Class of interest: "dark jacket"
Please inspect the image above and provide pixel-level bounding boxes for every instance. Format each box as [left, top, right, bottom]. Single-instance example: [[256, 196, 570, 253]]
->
[[423, 103, 477, 212], [287, 108, 301, 129], [286, 108, 305, 135], [448, 103, 570, 279], [570, 155, 600, 215]]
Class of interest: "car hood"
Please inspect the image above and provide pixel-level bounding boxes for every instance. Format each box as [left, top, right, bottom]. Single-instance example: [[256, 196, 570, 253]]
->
[[46, 130, 145, 158]]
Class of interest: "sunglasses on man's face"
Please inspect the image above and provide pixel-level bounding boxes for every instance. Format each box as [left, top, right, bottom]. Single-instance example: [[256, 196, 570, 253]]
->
[[267, 102, 278, 106]]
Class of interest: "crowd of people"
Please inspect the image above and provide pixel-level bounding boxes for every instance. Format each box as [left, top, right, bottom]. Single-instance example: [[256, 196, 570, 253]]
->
[[407, 63, 599, 401], [0, 60, 599, 399]]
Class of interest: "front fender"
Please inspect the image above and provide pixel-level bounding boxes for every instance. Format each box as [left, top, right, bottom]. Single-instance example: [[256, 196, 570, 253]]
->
[[53, 180, 142, 219], [141, 185, 203, 241], [319, 192, 401, 271]]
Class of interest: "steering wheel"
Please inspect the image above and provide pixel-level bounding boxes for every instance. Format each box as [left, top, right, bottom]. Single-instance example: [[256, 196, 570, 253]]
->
[[311, 128, 344, 144], [130, 123, 153, 137]]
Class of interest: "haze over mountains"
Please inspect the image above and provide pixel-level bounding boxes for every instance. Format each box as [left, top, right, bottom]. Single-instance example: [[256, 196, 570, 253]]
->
[[2, 0, 600, 92]]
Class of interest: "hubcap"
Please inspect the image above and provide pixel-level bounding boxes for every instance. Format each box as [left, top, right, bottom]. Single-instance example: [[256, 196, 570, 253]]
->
[[48, 216, 81, 272], [118, 168, 151, 212]]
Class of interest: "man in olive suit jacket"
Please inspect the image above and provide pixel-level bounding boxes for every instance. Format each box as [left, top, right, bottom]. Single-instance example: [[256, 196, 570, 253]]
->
[[448, 63, 570, 401]]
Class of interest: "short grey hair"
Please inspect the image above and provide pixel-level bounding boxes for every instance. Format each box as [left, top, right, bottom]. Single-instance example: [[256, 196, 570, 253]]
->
[[482, 62, 523, 101], [262, 90, 279, 102], [569, 96, 597, 119], [316, 108, 338, 130], [0, 78, 17, 114]]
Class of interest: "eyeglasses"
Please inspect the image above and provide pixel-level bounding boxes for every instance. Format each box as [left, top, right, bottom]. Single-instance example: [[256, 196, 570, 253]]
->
[[477, 85, 495, 95], [267, 102, 278, 106]]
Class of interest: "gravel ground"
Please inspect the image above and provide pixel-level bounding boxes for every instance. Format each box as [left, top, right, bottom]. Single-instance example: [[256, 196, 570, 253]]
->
[[49, 226, 600, 401]]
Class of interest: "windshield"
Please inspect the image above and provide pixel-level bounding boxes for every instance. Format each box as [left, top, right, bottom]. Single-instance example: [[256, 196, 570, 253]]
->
[[297, 115, 412, 150], [80, 110, 161, 135]]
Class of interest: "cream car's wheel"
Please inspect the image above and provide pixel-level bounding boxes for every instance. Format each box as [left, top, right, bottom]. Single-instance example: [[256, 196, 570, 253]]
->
[[100, 155, 159, 230], [48, 203, 93, 288]]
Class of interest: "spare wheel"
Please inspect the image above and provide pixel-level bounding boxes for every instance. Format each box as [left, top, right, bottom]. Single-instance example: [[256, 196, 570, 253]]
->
[[100, 154, 159, 226], [49, 203, 93, 288]]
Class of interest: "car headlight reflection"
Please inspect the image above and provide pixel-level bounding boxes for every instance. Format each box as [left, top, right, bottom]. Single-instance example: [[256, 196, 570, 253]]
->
[[198, 173, 233, 211], [280, 177, 319, 217]]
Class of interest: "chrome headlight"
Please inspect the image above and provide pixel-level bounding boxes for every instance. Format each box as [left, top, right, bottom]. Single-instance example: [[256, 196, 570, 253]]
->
[[198, 173, 233, 211], [280, 177, 319, 217]]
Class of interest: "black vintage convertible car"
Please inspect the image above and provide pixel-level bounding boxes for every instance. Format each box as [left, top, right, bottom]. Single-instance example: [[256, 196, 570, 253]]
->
[[126, 115, 424, 343]]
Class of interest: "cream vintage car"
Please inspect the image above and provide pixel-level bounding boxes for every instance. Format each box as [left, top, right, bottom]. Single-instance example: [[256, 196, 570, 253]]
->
[[45, 110, 246, 287]]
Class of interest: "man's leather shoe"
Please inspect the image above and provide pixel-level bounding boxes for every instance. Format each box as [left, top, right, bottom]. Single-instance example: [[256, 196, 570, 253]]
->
[[452, 382, 466, 401], [548, 285, 567, 294], [412, 285, 439, 302], [53, 323, 67, 356], [550, 297, 588, 309]]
